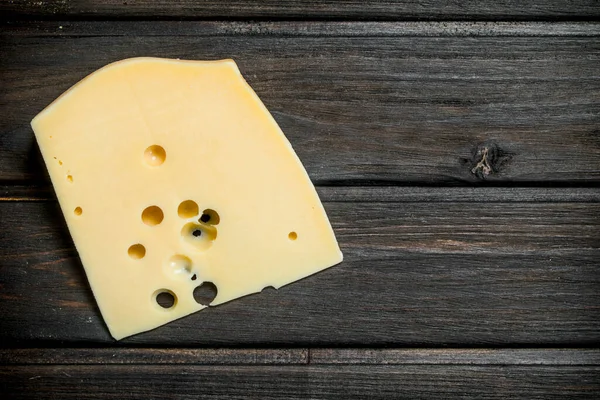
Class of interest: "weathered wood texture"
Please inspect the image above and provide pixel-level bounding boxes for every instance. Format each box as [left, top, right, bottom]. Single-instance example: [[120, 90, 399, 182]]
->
[[1, 349, 599, 399], [311, 348, 600, 365], [2, 348, 598, 365], [1, 194, 598, 345], [0, 348, 310, 365], [2, 22, 599, 184], [2, 0, 599, 20], [1, 365, 599, 399], [4, 185, 600, 203], [2, 349, 598, 399], [2, 4, 599, 399], [6, 21, 600, 37]]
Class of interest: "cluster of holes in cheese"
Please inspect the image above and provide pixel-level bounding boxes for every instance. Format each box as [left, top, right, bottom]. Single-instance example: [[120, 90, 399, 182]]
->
[[129, 202, 220, 261], [132, 199, 221, 310], [140, 145, 297, 241], [69, 142, 295, 312], [140, 145, 224, 241], [60, 144, 224, 310], [137, 202, 220, 227], [152, 254, 219, 309], [176, 200, 220, 252], [177, 200, 220, 225], [153, 282, 218, 309], [54, 156, 82, 216], [137, 145, 224, 310]]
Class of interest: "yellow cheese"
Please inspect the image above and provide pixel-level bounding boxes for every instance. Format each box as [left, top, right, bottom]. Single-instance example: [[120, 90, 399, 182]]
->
[[31, 57, 343, 340]]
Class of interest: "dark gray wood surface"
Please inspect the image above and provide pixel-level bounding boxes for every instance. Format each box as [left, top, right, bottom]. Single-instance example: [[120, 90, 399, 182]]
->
[[1, 192, 598, 345], [4, 364, 599, 400], [1, 349, 599, 399], [2, 0, 599, 19], [3, 348, 598, 366], [0, 5, 599, 399], [2, 22, 599, 184]]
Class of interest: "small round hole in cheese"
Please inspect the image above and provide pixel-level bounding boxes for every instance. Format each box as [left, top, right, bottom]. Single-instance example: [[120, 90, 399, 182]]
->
[[128, 244, 146, 259], [178, 200, 199, 219], [144, 145, 166, 166], [141, 205, 164, 226]]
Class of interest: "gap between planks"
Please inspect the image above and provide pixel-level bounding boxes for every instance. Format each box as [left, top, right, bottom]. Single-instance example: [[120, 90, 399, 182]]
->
[[2, 185, 600, 203], [3, 21, 600, 37], [1, 348, 599, 366]]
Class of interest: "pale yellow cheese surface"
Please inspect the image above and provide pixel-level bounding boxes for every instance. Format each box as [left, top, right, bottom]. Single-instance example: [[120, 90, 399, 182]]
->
[[31, 57, 343, 340]]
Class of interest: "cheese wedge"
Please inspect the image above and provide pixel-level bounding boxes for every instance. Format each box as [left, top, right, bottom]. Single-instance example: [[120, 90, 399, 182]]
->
[[31, 57, 343, 340]]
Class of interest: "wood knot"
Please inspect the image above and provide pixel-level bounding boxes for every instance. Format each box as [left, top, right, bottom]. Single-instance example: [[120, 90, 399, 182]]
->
[[465, 142, 512, 179]]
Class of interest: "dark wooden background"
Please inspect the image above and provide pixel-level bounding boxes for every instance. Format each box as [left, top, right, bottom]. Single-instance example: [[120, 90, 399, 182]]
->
[[1, 1, 599, 398]]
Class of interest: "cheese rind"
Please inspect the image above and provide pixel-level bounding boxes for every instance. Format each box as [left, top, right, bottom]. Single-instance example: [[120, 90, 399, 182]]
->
[[31, 58, 343, 340]]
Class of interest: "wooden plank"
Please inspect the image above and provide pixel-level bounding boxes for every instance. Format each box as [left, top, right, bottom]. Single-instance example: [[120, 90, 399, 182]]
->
[[1, 199, 598, 345], [1, 22, 599, 185], [2, 348, 597, 366], [4, 21, 600, 37], [0, 348, 308, 365], [311, 348, 600, 365], [1, 0, 599, 20], [1, 364, 598, 399], [0, 365, 311, 400], [3, 185, 600, 203]]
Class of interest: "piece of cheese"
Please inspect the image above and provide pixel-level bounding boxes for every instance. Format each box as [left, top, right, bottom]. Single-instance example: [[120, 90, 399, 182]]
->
[[31, 57, 343, 340]]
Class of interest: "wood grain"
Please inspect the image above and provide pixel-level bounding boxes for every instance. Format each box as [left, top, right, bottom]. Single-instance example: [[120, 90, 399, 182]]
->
[[2, 349, 597, 398], [1, 0, 599, 20], [0, 348, 309, 365], [2, 348, 598, 365], [1, 22, 599, 184], [1, 196, 598, 345], [3, 185, 600, 203], [5, 21, 600, 37], [1, 4, 598, 398], [311, 348, 600, 365], [1, 364, 598, 399]]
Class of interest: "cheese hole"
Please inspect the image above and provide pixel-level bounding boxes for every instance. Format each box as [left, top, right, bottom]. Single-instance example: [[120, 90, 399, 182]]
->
[[178, 200, 199, 218], [67, 175, 73, 183], [74, 207, 83, 216], [193, 282, 217, 306], [144, 145, 166, 166], [181, 222, 217, 251], [142, 206, 164, 226], [288, 231, 298, 241], [59, 160, 63, 166], [128, 244, 146, 259], [199, 209, 220, 225], [167, 254, 192, 276], [191, 274, 197, 281], [154, 289, 176, 309]]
